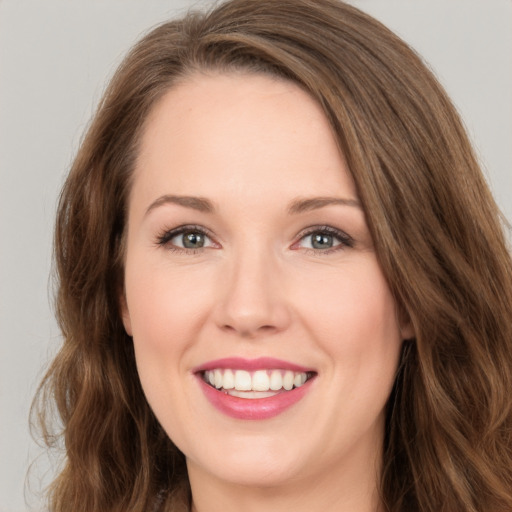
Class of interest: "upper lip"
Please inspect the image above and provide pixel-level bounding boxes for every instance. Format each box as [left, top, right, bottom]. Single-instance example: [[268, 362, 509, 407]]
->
[[192, 357, 314, 374]]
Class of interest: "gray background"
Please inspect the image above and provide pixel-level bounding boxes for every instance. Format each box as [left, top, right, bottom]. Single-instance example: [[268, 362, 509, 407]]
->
[[1, 1, 511, 510]]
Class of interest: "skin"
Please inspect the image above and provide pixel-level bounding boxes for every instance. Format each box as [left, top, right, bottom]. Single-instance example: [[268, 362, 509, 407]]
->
[[121, 72, 413, 512]]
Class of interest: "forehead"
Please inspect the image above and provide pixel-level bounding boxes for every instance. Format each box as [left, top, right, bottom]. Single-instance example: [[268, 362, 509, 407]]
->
[[131, 72, 357, 212]]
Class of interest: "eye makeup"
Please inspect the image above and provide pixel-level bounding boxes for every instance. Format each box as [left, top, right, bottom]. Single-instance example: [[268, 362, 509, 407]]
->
[[155, 224, 218, 254], [154, 222, 354, 256], [292, 225, 354, 255]]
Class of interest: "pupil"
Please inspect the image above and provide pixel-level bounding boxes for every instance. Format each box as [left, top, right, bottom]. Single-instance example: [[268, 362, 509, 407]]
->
[[312, 233, 332, 249], [183, 232, 204, 248]]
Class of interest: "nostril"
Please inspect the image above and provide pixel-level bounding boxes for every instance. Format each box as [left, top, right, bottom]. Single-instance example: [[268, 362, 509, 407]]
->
[[221, 323, 276, 338]]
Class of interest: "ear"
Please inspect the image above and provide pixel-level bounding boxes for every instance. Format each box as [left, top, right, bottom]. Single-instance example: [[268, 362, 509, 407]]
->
[[400, 321, 415, 341], [119, 291, 133, 336], [398, 305, 415, 341]]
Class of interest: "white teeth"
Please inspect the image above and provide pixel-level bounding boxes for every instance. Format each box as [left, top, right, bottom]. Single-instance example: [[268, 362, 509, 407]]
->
[[234, 370, 252, 391], [252, 370, 270, 391], [214, 369, 223, 389], [203, 368, 310, 392], [283, 371, 294, 391], [269, 371, 283, 391], [227, 390, 277, 399], [293, 372, 307, 387], [223, 369, 235, 389]]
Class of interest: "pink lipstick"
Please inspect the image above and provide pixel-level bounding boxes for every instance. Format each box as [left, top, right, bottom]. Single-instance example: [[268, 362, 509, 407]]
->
[[193, 357, 316, 420]]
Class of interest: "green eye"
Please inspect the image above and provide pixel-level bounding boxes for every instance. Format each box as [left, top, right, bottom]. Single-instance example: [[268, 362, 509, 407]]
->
[[181, 232, 206, 249], [157, 225, 215, 251], [311, 233, 334, 249], [296, 227, 353, 252]]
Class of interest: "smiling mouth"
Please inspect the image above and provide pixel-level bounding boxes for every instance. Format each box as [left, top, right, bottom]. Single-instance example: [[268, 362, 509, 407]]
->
[[201, 369, 316, 399]]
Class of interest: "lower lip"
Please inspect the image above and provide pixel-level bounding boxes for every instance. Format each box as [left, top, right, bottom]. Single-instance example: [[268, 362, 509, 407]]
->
[[197, 377, 314, 420]]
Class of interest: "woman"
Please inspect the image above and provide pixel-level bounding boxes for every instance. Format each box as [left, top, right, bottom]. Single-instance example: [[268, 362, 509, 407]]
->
[[34, 0, 512, 511]]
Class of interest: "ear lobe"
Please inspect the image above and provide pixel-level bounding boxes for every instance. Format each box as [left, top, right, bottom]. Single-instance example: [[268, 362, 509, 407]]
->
[[400, 322, 415, 341], [119, 293, 133, 336], [398, 306, 415, 341]]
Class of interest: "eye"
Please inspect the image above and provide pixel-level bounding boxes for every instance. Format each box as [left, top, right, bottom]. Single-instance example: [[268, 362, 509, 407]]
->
[[174, 231, 208, 249], [156, 225, 217, 252], [305, 232, 338, 250], [295, 226, 353, 252]]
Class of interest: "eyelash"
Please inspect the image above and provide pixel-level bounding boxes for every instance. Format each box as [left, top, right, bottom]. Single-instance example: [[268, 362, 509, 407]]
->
[[155, 224, 354, 255], [155, 224, 215, 254], [295, 225, 354, 255]]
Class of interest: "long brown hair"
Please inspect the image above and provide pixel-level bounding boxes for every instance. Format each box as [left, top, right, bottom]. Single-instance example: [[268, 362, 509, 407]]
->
[[33, 1, 512, 510]]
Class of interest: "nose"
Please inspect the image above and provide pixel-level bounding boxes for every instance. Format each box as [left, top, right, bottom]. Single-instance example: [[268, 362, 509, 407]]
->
[[213, 249, 291, 338]]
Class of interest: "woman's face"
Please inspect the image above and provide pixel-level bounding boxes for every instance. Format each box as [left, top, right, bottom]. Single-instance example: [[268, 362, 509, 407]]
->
[[122, 73, 411, 492]]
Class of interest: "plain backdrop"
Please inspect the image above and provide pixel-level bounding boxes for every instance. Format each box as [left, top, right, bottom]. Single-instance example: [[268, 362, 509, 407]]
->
[[1, 1, 511, 511]]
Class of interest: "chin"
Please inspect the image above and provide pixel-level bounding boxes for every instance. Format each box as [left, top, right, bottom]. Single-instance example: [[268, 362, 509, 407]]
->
[[192, 459, 302, 488], [185, 434, 310, 488]]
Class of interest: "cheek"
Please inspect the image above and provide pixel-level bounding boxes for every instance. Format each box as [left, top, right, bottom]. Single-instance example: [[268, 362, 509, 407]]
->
[[123, 256, 226, 414], [123, 257, 208, 426], [294, 261, 403, 446], [125, 258, 211, 349], [296, 259, 402, 371]]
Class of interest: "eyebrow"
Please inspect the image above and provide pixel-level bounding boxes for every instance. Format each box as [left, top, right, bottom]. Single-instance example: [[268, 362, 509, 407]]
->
[[287, 196, 361, 214], [144, 194, 361, 217], [145, 195, 215, 216]]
